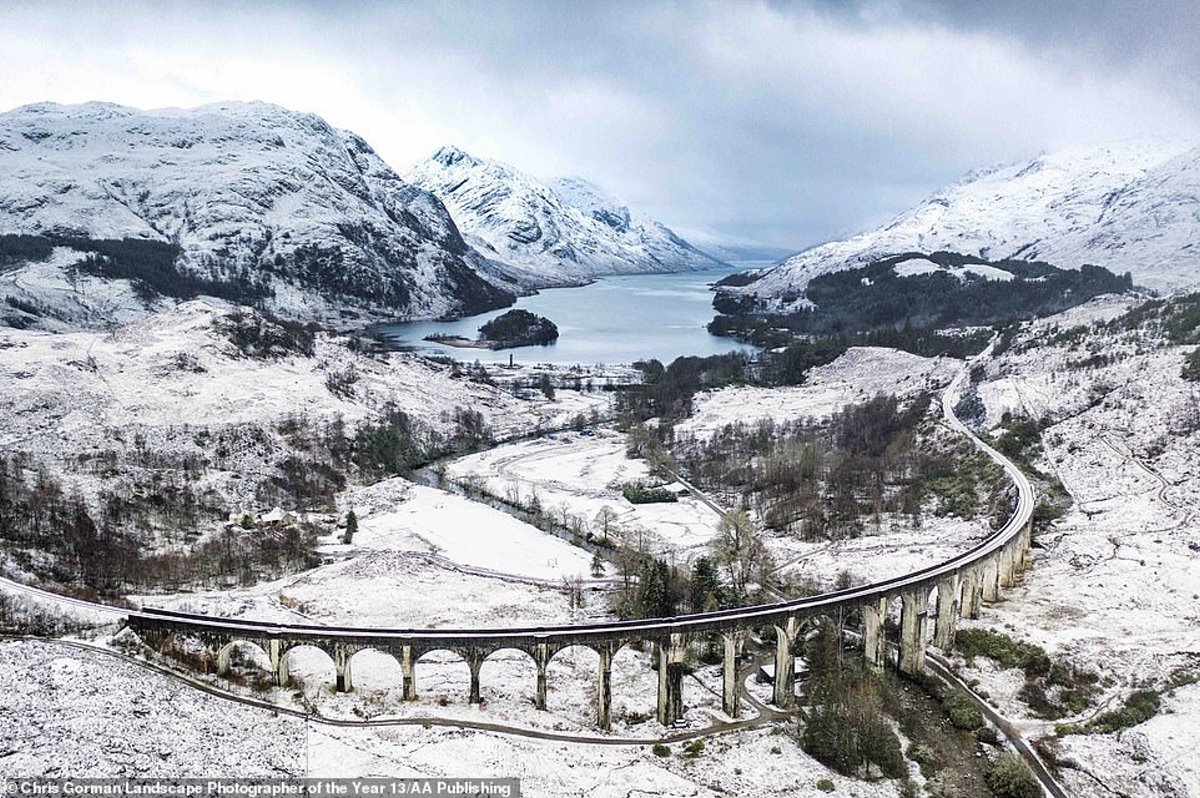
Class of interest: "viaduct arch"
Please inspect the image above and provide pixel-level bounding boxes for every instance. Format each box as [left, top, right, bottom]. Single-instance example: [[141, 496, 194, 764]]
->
[[126, 358, 1035, 730]]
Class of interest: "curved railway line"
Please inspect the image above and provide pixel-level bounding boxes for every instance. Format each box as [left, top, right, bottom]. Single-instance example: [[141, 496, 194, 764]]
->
[[2, 342, 1065, 794], [121, 349, 1030, 694], [126, 353, 1031, 640]]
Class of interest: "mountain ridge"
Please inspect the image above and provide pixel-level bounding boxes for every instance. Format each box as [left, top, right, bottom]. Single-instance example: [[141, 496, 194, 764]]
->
[[727, 137, 1200, 312], [0, 100, 515, 326], [405, 145, 724, 287]]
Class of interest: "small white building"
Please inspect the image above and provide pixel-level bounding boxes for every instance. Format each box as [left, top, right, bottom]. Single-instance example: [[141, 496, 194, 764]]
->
[[259, 507, 296, 526], [228, 507, 296, 528]]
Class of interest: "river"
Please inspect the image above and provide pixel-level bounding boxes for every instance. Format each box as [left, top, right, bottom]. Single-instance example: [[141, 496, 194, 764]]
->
[[374, 266, 762, 366]]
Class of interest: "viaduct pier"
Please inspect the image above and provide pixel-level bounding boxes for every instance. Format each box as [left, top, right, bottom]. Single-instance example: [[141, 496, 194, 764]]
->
[[126, 355, 1034, 729]]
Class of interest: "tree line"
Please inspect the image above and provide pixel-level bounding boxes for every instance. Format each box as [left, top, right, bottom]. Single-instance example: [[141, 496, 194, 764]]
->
[[711, 251, 1133, 350], [0, 398, 495, 595], [666, 392, 1011, 543], [0, 452, 316, 593]]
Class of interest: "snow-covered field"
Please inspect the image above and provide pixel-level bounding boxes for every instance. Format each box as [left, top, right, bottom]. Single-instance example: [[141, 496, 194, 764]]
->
[[0, 301, 506, 438], [343, 478, 602, 581], [0, 639, 305, 777], [146, 549, 588, 629], [893, 256, 1015, 282], [680, 346, 958, 440], [1052, 684, 1200, 798], [445, 428, 725, 559], [768, 515, 991, 594], [0, 298, 596, 454], [0, 639, 902, 797], [305, 717, 902, 798], [0, 298, 612, 561], [0, 246, 167, 330], [133, 477, 609, 631], [943, 299, 1200, 797]]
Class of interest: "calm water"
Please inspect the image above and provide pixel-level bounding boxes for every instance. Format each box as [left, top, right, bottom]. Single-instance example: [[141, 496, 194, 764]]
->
[[376, 267, 762, 366]]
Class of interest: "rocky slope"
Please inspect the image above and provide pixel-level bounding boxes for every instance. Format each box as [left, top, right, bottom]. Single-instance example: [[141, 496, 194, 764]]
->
[[406, 146, 722, 286], [955, 294, 1200, 798], [0, 101, 515, 326], [728, 138, 1200, 312]]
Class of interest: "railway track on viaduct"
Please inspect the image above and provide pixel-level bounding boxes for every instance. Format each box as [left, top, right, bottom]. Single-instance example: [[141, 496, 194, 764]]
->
[[2, 342, 1062, 793], [120, 345, 1034, 731]]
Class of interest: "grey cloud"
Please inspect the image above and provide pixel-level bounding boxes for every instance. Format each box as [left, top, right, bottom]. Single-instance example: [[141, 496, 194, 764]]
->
[[1, 0, 1197, 251], [899, 0, 1200, 78]]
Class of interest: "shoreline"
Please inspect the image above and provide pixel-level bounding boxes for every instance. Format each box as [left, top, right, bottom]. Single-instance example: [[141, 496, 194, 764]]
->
[[423, 334, 495, 350], [422, 334, 557, 350]]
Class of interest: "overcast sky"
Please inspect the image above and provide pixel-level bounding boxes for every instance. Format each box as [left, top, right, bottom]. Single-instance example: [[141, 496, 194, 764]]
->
[[2, 1, 1197, 250]]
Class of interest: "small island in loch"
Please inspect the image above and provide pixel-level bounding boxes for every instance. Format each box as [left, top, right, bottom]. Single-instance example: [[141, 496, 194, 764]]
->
[[425, 309, 560, 349]]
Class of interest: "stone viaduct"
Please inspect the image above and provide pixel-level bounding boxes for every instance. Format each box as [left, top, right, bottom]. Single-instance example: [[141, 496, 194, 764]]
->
[[125, 363, 1035, 730]]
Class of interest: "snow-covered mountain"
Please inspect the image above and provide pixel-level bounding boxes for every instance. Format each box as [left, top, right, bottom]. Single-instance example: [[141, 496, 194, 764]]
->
[[0, 101, 515, 324], [731, 138, 1200, 311], [405, 146, 723, 286]]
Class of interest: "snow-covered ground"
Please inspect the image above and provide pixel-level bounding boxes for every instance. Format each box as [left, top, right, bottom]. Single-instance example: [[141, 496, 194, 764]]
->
[[0, 639, 305, 776], [1052, 684, 1200, 798], [0, 298, 597, 451], [343, 478, 602, 582], [6, 285, 1195, 795], [768, 516, 991, 594], [893, 257, 1015, 282], [304, 716, 902, 798], [943, 299, 1200, 797], [445, 428, 725, 560], [680, 347, 958, 440], [0, 639, 901, 797], [133, 476, 608, 631], [0, 246, 168, 330], [145, 549, 588, 630], [0, 300, 508, 438], [0, 298, 611, 559]]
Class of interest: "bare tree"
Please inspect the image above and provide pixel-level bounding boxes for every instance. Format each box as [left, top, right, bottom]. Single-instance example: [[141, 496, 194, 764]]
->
[[711, 507, 772, 605], [593, 505, 619, 541]]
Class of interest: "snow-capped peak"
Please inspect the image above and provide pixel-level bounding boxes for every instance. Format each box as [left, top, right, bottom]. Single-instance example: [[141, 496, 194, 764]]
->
[[731, 136, 1200, 311], [0, 101, 514, 325], [430, 144, 481, 169], [405, 147, 723, 286]]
